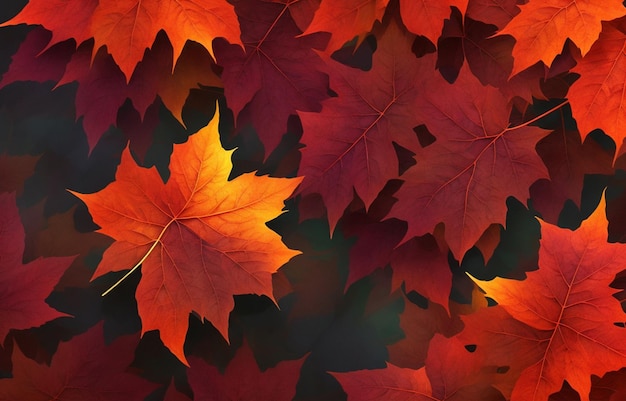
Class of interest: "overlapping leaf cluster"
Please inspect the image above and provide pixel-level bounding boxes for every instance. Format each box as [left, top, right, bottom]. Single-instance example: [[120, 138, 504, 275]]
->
[[3, 0, 626, 400]]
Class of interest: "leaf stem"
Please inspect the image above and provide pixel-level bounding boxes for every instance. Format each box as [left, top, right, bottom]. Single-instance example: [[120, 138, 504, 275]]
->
[[101, 239, 160, 296], [506, 99, 570, 131]]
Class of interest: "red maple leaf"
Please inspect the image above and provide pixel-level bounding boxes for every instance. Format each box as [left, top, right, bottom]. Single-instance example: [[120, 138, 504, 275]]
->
[[297, 20, 425, 230], [71, 109, 302, 364], [387, 63, 551, 260], [569, 18, 626, 159], [215, 0, 329, 158], [187, 342, 306, 401], [56, 45, 131, 152], [466, 193, 626, 401], [0, 192, 73, 342], [530, 127, 613, 223], [0, 323, 158, 400]]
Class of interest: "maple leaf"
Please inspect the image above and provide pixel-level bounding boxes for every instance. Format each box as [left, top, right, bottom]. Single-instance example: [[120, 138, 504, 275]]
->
[[530, 128, 613, 223], [297, 20, 425, 231], [499, 0, 626, 75], [302, 0, 389, 52], [469, 193, 626, 401], [56, 45, 130, 152], [71, 108, 302, 364], [91, 0, 240, 80], [387, 63, 551, 260], [214, 0, 329, 158], [569, 19, 626, 159], [0, 323, 158, 400], [187, 342, 306, 401], [1, 0, 241, 81], [0, 192, 73, 342], [399, 0, 468, 46]]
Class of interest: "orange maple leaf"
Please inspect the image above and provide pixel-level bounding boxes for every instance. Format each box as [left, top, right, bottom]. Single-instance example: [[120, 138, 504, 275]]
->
[[2, 0, 242, 81], [70, 108, 302, 364], [499, 0, 626, 75], [468, 193, 626, 401], [92, 0, 242, 80], [569, 19, 626, 160]]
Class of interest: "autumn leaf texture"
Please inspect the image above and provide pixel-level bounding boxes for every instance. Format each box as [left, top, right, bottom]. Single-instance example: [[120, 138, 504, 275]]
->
[[469, 194, 626, 401], [71, 108, 302, 363], [5, 0, 626, 400]]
